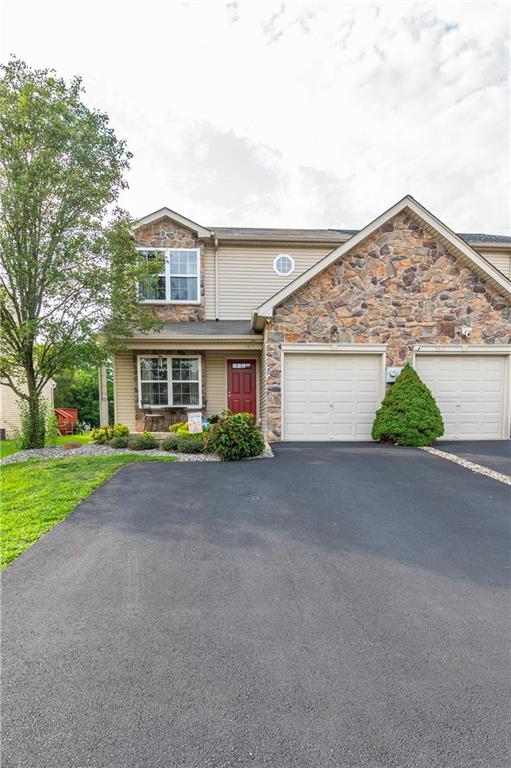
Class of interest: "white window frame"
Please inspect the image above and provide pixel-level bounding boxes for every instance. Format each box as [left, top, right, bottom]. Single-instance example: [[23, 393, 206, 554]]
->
[[137, 247, 201, 305], [273, 254, 295, 276], [137, 355, 202, 409]]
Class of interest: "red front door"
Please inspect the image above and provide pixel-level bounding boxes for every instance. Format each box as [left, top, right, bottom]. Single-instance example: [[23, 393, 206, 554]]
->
[[227, 360, 257, 416]]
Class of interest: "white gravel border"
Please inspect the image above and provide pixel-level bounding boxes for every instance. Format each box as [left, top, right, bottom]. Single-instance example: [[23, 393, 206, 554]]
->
[[420, 446, 511, 486], [0, 441, 274, 465]]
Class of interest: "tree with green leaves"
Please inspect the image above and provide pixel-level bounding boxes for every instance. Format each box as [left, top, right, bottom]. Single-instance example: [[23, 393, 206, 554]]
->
[[0, 58, 160, 447], [372, 363, 444, 446], [54, 364, 114, 427]]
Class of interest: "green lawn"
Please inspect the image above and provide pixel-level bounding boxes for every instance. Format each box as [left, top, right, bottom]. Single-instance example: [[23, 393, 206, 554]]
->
[[0, 454, 175, 569], [0, 432, 92, 459]]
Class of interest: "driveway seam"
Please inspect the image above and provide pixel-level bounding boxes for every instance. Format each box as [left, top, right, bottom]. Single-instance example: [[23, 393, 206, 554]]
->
[[420, 446, 511, 486]]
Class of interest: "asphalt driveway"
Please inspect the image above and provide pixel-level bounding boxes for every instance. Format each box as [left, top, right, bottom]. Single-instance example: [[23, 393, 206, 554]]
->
[[437, 439, 511, 476], [2, 443, 510, 767]]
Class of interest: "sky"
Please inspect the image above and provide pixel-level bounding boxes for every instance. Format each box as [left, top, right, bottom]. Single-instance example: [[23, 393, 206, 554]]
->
[[1, 1, 509, 233]]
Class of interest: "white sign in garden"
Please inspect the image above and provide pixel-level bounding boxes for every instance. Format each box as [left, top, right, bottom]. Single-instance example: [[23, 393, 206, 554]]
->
[[187, 411, 203, 434]]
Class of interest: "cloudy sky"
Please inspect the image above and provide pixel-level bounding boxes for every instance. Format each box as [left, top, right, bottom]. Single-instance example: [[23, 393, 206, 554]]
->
[[1, 1, 509, 233]]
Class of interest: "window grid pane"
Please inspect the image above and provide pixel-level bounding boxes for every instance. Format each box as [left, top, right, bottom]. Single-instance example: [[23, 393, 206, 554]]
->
[[140, 357, 167, 381], [170, 250, 197, 275], [170, 277, 198, 301], [141, 382, 168, 406], [139, 250, 166, 301]]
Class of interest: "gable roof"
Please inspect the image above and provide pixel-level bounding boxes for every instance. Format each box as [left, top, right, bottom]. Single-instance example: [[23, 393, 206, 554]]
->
[[252, 195, 511, 330], [134, 207, 211, 238]]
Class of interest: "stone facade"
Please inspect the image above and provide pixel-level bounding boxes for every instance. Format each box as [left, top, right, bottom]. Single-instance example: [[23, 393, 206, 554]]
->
[[136, 217, 205, 321], [265, 212, 511, 441], [132, 349, 207, 433]]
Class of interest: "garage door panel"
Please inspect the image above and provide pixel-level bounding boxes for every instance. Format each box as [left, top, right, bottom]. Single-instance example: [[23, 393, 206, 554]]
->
[[284, 353, 382, 441], [415, 354, 508, 440]]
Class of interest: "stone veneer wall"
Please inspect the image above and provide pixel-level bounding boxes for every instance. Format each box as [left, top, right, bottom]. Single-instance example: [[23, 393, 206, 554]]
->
[[136, 218, 205, 321], [265, 211, 511, 441], [132, 349, 207, 432]]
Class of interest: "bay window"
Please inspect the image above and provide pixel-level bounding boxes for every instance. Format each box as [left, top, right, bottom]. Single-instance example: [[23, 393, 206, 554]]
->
[[138, 356, 201, 408], [138, 248, 200, 303]]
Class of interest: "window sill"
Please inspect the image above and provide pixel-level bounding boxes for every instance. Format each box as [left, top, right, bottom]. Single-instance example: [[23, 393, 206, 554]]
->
[[139, 404, 203, 410], [140, 300, 201, 306]]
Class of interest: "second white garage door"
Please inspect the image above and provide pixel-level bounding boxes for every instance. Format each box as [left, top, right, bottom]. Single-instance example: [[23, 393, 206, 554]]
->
[[283, 353, 383, 440], [415, 354, 509, 440]]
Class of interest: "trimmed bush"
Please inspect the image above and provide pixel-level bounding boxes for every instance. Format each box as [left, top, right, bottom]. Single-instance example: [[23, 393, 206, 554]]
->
[[372, 364, 444, 446], [109, 435, 129, 449], [112, 423, 129, 438], [127, 431, 158, 451], [161, 434, 179, 451], [176, 434, 205, 453], [204, 410, 264, 461], [169, 422, 187, 433], [91, 423, 129, 444]]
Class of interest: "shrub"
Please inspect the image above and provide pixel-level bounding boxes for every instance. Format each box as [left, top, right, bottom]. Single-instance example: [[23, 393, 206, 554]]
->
[[90, 423, 129, 444], [161, 434, 179, 451], [169, 421, 187, 433], [204, 410, 264, 461], [372, 364, 444, 446], [176, 434, 204, 453], [17, 397, 47, 449], [127, 431, 158, 450], [112, 423, 129, 438], [45, 412, 60, 446], [90, 425, 112, 444], [109, 435, 129, 449]]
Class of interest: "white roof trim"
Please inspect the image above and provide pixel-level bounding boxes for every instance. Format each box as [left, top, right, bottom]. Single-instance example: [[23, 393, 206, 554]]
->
[[253, 195, 511, 327], [134, 207, 211, 238]]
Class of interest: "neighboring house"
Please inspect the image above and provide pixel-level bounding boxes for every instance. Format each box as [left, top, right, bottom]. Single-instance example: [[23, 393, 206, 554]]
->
[[113, 195, 511, 441], [0, 379, 56, 438]]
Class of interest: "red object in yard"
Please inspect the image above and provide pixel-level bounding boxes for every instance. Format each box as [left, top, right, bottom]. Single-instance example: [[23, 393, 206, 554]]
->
[[55, 407, 78, 435]]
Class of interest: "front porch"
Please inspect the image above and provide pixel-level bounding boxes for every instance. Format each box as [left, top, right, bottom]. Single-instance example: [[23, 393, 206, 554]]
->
[[112, 322, 263, 434]]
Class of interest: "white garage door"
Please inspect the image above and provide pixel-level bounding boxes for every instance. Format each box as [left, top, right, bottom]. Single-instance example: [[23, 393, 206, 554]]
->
[[283, 353, 383, 440], [415, 355, 509, 440]]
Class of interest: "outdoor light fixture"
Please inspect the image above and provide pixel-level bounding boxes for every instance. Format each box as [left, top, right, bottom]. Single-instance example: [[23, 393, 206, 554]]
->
[[330, 325, 339, 343]]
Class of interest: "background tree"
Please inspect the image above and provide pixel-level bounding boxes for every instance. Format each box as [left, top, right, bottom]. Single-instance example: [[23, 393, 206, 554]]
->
[[0, 58, 160, 447], [54, 364, 114, 427]]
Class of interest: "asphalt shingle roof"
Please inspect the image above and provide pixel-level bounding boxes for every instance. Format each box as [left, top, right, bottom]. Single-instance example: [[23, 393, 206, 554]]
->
[[209, 226, 511, 244], [133, 321, 259, 338]]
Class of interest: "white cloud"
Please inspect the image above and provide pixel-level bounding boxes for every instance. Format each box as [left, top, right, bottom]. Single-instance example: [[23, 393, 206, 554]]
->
[[1, 0, 509, 232]]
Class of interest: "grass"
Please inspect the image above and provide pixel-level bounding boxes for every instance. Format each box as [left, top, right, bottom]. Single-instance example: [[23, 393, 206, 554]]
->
[[0, 432, 91, 459], [0, 453, 175, 570]]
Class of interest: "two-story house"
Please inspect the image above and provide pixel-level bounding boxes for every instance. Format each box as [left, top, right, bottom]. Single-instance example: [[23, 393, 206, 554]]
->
[[112, 195, 511, 442]]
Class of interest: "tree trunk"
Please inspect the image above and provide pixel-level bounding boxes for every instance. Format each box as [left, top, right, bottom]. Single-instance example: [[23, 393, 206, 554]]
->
[[25, 370, 45, 448]]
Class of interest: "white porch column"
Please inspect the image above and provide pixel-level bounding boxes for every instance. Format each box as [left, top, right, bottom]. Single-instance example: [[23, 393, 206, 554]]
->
[[98, 364, 109, 426]]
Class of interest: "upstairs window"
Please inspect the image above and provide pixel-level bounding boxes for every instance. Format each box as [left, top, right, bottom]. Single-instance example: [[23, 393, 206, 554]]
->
[[138, 248, 200, 303], [170, 250, 199, 301]]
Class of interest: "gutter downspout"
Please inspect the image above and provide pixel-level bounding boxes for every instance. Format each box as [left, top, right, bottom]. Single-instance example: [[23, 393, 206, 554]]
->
[[211, 232, 219, 320]]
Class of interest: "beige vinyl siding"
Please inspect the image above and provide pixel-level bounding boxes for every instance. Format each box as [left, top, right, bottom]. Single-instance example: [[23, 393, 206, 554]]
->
[[113, 352, 137, 431], [205, 352, 260, 421], [476, 248, 511, 279], [203, 244, 333, 320], [1, 379, 55, 437]]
